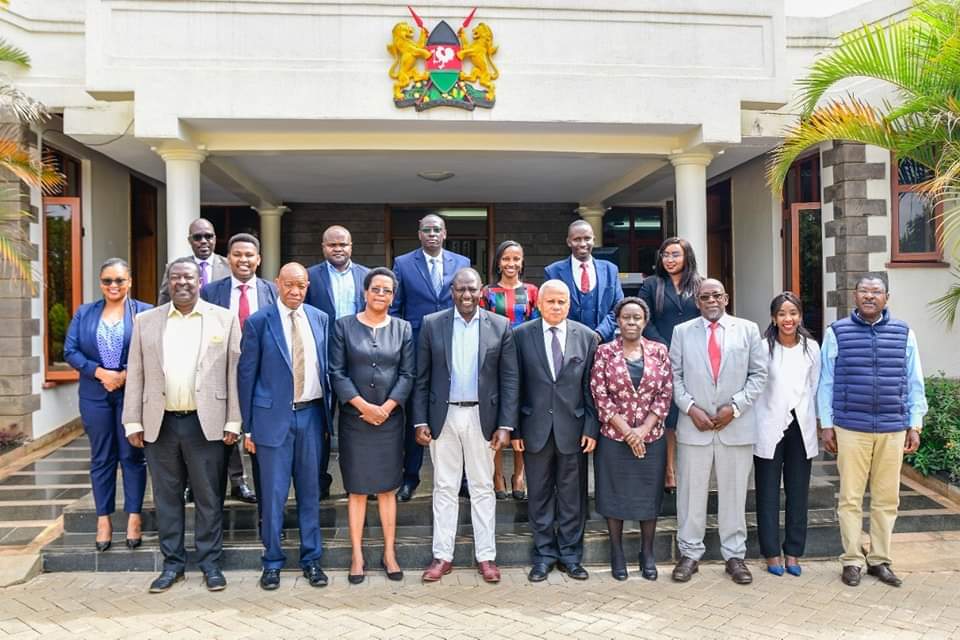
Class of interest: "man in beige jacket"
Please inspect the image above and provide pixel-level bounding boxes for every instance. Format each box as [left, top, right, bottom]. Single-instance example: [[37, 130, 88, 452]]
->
[[123, 257, 242, 594]]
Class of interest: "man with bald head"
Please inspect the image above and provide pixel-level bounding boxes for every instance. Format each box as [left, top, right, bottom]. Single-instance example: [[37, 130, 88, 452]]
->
[[158, 218, 231, 305], [512, 279, 599, 582], [544, 219, 623, 342], [390, 214, 470, 501], [306, 225, 370, 498], [238, 262, 332, 590], [668, 278, 767, 585]]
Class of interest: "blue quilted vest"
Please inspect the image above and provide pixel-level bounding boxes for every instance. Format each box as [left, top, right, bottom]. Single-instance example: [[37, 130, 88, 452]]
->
[[831, 309, 910, 432]]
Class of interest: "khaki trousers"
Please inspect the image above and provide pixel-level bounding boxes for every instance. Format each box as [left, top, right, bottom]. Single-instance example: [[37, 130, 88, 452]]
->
[[835, 426, 905, 568]]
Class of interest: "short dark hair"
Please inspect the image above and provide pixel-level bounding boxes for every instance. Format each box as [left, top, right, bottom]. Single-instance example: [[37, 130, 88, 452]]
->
[[855, 273, 888, 293], [363, 266, 398, 291], [228, 232, 260, 252], [168, 256, 200, 275], [614, 296, 650, 321], [99, 257, 130, 275]]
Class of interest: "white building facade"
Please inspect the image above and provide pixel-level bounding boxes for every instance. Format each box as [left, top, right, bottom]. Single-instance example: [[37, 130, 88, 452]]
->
[[0, 0, 955, 440]]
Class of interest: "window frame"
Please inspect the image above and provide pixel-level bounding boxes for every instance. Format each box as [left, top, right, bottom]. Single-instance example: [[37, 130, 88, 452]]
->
[[42, 196, 83, 383], [890, 152, 945, 265]]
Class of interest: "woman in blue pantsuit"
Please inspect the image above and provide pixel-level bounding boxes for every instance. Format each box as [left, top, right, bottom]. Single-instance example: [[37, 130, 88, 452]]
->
[[64, 258, 152, 551]]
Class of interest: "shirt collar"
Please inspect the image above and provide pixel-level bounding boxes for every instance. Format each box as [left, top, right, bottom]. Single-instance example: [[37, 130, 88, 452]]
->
[[422, 249, 443, 263], [278, 300, 305, 319], [543, 319, 567, 335], [168, 301, 203, 318], [326, 260, 353, 276], [571, 255, 593, 271], [194, 255, 211, 264], [232, 275, 256, 289], [702, 313, 728, 329], [454, 309, 480, 327]]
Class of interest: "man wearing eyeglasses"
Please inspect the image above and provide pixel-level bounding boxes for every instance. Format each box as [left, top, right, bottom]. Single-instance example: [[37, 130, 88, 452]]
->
[[389, 214, 470, 501], [158, 218, 231, 305], [668, 278, 767, 586], [817, 274, 927, 589]]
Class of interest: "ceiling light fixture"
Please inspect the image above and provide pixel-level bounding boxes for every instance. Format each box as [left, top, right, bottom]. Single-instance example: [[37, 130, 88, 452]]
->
[[417, 170, 455, 182]]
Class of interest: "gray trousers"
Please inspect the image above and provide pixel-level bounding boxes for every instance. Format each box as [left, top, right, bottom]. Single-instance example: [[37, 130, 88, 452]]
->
[[677, 437, 753, 561]]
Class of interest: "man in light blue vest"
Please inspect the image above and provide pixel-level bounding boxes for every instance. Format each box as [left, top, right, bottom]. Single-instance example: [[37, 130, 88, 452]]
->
[[818, 273, 927, 589]]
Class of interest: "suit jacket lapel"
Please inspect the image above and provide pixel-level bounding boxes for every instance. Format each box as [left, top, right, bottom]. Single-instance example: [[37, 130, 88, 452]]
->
[[157, 305, 169, 371], [306, 308, 326, 373], [478, 311, 493, 372], [266, 305, 292, 371], [351, 267, 365, 311], [718, 316, 735, 378], [196, 300, 215, 368], [121, 299, 135, 365], [413, 252, 435, 299], [531, 319, 552, 377], [560, 323, 583, 376], [318, 263, 336, 312], [442, 251, 457, 291], [441, 308, 454, 374]]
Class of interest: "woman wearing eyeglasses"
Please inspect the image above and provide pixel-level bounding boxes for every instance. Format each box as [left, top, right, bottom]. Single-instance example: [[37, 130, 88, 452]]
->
[[637, 237, 702, 493], [64, 258, 153, 551], [329, 267, 415, 584]]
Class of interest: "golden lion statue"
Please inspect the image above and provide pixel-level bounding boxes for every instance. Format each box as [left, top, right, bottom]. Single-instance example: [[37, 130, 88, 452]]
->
[[458, 23, 499, 100], [387, 23, 431, 100]]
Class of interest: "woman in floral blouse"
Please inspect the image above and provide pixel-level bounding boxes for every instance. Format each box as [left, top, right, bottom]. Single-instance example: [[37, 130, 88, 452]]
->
[[590, 296, 673, 581], [480, 240, 539, 500]]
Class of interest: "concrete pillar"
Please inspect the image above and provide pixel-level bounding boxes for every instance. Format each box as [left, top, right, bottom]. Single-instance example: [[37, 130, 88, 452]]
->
[[576, 204, 607, 245], [257, 206, 287, 280], [670, 152, 713, 266], [155, 147, 207, 261]]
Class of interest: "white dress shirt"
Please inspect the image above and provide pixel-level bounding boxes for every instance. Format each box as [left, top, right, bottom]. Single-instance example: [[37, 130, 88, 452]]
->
[[541, 319, 568, 380], [570, 255, 596, 292], [423, 249, 444, 277], [278, 301, 323, 402], [229, 275, 260, 316]]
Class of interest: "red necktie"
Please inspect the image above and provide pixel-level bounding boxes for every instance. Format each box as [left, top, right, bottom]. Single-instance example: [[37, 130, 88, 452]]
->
[[708, 321, 721, 382], [238, 284, 250, 329], [579, 262, 590, 294]]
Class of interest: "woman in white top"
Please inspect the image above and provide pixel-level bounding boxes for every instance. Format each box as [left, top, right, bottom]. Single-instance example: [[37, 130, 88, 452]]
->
[[754, 291, 821, 577]]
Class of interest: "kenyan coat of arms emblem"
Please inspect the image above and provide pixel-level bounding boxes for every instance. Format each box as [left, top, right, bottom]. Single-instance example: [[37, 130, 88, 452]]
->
[[388, 6, 499, 112]]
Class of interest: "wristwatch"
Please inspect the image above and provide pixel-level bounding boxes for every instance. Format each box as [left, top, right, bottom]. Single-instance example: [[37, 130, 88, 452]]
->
[[731, 402, 741, 419]]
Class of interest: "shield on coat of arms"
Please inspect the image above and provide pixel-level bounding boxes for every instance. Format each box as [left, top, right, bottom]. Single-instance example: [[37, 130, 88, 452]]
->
[[426, 20, 461, 94]]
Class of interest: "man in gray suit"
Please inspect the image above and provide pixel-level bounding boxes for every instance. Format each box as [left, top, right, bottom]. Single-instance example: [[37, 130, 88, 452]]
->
[[669, 278, 767, 585], [413, 268, 519, 584], [158, 218, 231, 304], [512, 279, 599, 583], [123, 258, 242, 594]]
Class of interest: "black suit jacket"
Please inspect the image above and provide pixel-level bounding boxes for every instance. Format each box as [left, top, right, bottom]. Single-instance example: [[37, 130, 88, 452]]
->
[[413, 308, 519, 441], [638, 275, 700, 346], [513, 318, 599, 455]]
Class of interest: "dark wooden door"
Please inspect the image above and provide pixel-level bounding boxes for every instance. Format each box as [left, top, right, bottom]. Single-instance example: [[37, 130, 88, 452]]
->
[[130, 177, 158, 304], [706, 179, 734, 311]]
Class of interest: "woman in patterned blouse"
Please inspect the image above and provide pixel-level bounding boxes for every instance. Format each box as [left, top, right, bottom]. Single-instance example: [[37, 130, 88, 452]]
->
[[64, 258, 153, 552], [590, 297, 673, 581], [479, 240, 539, 500]]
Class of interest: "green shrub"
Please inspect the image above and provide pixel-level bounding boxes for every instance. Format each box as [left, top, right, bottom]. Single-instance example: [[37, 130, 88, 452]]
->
[[906, 374, 960, 481]]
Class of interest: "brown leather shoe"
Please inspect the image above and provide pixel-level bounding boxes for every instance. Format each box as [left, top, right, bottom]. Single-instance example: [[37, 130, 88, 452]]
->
[[841, 565, 862, 587], [477, 561, 501, 583], [867, 563, 902, 587], [671, 556, 699, 582], [725, 558, 753, 585], [421, 558, 453, 583]]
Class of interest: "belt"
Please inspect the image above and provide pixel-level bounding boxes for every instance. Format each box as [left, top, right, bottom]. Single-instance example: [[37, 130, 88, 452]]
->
[[293, 399, 323, 411], [165, 410, 197, 418], [447, 401, 479, 407]]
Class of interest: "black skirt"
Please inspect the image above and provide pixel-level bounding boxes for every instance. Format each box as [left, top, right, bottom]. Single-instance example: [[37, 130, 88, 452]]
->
[[338, 408, 404, 495], [594, 435, 666, 521]]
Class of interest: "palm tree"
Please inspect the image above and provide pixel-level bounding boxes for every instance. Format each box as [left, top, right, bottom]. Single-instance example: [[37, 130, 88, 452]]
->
[[768, 0, 960, 325], [0, 0, 63, 288]]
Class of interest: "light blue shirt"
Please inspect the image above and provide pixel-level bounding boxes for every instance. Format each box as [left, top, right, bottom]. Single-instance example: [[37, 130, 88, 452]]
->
[[450, 310, 480, 402], [326, 261, 357, 319], [816, 322, 928, 429]]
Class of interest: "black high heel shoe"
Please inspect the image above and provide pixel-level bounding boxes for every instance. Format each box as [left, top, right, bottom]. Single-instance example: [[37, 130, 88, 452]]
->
[[95, 540, 112, 552], [381, 557, 404, 581], [639, 553, 658, 581], [125, 537, 142, 549], [348, 562, 367, 585], [494, 474, 508, 500], [610, 548, 628, 581]]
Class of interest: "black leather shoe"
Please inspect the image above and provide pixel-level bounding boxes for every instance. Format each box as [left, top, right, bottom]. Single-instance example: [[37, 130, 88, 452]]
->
[[528, 563, 554, 583], [397, 482, 417, 502], [558, 562, 589, 580], [230, 482, 257, 504], [842, 565, 862, 587], [725, 558, 753, 585], [867, 563, 903, 587], [260, 568, 281, 590], [183, 486, 193, 504], [303, 564, 328, 587], [203, 568, 227, 591], [610, 548, 627, 581], [148, 570, 184, 593], [672, 556, 699, 583]]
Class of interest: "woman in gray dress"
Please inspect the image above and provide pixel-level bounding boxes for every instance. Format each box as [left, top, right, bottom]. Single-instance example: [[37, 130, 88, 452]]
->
[[329, 267, 415, 584]]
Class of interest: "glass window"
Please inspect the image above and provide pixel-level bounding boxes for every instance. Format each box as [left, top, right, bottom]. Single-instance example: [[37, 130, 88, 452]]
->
[[601, 206, 664, 275], [891, 155, 941, 263], [43, 198, 82, 381]]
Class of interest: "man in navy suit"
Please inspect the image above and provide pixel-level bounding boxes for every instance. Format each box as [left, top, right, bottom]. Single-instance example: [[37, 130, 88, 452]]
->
[[544, 220, 623, 343], [201, 233, 278, 509], [390, 214, 470, 501], [305, 225, 369, 499], [237, 262, 331, 590]]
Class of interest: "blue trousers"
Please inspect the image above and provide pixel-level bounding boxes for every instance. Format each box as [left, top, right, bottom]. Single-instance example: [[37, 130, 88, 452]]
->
[[79, 391, 146, 516], [256, 403, 326, 570]]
